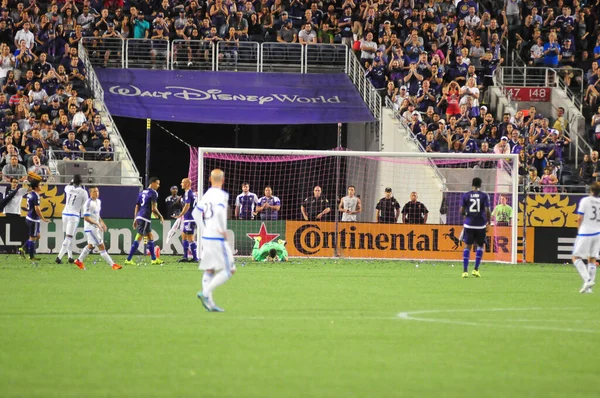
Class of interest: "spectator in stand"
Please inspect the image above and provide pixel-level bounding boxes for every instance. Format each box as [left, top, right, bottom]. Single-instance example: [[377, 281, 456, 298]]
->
[[98, 138, 114, 161], [360, 32, 377, 66], [540, 166, 559, 193], [62, 130, 85, 160], [494, 136, 511, 154], [2, 154, 26, 181], [543, 32, 561, 68], [580, 153, 595, 185], [298, 22, 317, 45]]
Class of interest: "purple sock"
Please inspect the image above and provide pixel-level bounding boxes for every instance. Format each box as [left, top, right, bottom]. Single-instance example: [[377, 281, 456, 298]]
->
[[463, 249, 470, 272], [148, 240, 156, 260], [127, 240, 140, 261], [28, 240, 36, 258], [182, 240, 189, 259], [190, 242, 198, 261], [475, 248, 484, 270]]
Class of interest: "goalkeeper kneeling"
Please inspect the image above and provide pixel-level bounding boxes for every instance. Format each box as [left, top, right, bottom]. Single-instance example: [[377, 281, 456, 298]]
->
[[252, 236, 288, 262]]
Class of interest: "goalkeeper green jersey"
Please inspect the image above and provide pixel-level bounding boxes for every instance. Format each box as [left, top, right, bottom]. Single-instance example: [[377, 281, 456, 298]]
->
[[252, 240, 288, 262]]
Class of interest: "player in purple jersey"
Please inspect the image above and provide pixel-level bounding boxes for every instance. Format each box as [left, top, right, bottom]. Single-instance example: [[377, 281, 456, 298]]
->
[[459, 178, 491, 278], [124, 177, 165, 265], [177, 178, 198, 263], [19, 180, 49, 261]]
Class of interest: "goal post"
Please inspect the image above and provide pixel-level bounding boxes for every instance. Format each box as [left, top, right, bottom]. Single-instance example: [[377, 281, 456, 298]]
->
[[192, 148, 520, 264]]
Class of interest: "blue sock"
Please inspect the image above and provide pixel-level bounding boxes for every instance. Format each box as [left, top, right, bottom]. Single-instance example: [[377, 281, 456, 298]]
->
[[463, 249, 470, 272], [28, 240, 36, 258], [148, 240, 156, 260], [190, 242, 198, 261], [127, 240, 140, 261], [475, 248, 484, 270], [182, 240, 189, 259]]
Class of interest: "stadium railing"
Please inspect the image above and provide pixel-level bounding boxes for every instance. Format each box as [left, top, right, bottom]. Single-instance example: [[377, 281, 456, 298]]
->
[[216, 40, 260, 72], [78, 41, 143, 187], [47, 147, 142, 185], [125, 38, 170, 70], [82, 39, 351, 74], [347, 51, 381, 148], [80, 37, 125, 69]]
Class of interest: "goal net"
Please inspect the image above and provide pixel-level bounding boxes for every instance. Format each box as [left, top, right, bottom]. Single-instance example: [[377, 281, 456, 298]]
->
[[190, 148, 520, 263]]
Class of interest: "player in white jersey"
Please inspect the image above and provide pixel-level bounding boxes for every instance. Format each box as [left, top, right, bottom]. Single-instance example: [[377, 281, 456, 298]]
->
[[56, 175, 89, 264], [338, 185, 362, 222], [73, 186, 121, 270], [571, 182, 600, 293], [193, 169, 235, 312]]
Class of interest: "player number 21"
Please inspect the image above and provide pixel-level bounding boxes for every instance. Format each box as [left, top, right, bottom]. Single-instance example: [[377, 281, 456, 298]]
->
[[469, 198, 480, 213]]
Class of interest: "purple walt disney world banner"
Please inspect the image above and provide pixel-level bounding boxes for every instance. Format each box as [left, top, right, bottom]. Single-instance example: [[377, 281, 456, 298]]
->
[[95, 69, 375, 125]]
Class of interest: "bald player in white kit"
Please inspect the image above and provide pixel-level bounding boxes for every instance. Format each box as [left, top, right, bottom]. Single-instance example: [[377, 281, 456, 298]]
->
[[193, 169, 236, 312], [56, 174, 88, 264]]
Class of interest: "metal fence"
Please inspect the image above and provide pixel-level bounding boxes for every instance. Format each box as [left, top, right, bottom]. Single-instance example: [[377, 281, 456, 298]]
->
[[78, 40, 143, 186], [81, 37, 125, 69], [347, 52, 380, 149], [82, 38, 350, 74]]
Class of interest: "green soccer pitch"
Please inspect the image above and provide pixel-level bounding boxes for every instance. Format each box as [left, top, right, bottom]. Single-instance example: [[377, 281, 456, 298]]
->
[[0, 255, 598, 398]]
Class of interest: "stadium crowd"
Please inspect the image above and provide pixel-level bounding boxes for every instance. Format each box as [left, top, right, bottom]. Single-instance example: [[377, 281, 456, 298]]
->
[[0, 0, 597, 186]]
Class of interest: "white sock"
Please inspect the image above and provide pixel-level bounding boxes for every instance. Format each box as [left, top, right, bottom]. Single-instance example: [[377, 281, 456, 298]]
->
[[588, 263, 597, 284], [57, 236, 71, 259], [574, 259, 590, 282], [100, 250, 114, 266], [202, 271, 214, 298], [67, 241, 73, 259], [78, 246, 91, 262], [203, 270, 231, 296]]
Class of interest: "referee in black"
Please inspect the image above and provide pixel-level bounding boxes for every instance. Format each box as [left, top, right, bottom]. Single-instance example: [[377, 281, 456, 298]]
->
[[301, 186, 331, 221], [375, 187, 400, 223]]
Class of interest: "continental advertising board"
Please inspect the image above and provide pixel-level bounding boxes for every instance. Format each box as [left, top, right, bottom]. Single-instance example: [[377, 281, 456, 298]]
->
[[285, 221, 534, 262]]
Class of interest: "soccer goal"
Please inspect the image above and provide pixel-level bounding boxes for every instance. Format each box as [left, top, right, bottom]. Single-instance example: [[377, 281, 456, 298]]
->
[[191, 148, 520, 263]]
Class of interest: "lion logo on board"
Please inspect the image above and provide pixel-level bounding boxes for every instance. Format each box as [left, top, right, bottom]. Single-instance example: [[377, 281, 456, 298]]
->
[[518, 195, 577, 227], [20, 184, 65, 218]]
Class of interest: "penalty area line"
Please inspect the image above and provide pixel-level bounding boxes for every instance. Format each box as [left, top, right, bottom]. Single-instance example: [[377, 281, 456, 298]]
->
[[396, 307, 599, 334]]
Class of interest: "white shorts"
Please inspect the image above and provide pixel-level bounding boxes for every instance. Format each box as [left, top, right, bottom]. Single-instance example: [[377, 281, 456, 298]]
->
[[85, 228, 104, 247], [572, 235, 600, 259], [63, 214, 80, 236], [199, 237, 233, 272]]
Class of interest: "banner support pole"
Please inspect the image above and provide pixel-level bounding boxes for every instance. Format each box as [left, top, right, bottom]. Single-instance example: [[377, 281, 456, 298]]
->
[[145, 119, 151, 187]]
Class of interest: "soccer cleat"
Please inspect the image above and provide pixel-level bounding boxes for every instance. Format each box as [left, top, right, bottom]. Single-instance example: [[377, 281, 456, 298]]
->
[[461, 272, 469, 278], [211, 305, 225, 312], [29, 257, 41, 261], [177, 258, 190, 263], [18, 247, 26, 259], [55, 257, 62, 264], [472, 270, 481, 278], [111, 264, 122, 270], [580, 281, 596, 294], [584, 287, 593, 294], [151, 259, 164, 265], [68, 258, 75, 264], [197, 292, 213, 311], [74, 259, 86, 270], [124, 259, 135, 265]]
